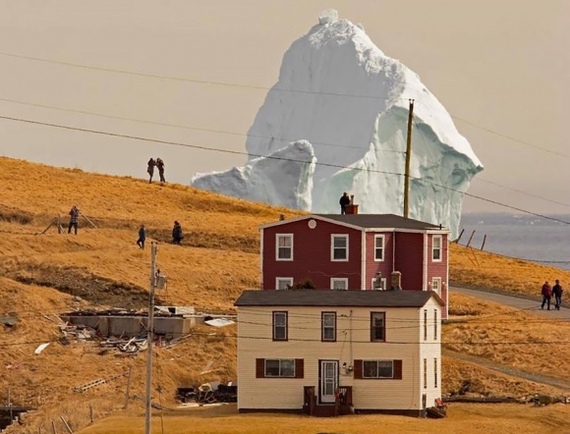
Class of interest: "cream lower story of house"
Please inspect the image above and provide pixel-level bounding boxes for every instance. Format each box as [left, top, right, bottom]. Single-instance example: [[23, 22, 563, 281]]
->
[[234, 289, 443, 417]]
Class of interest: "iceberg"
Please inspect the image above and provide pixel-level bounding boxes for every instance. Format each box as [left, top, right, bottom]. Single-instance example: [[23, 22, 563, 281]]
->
[[191, 10, 483, 238]]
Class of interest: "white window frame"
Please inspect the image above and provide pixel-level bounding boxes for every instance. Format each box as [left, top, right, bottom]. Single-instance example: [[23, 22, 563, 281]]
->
[[373, 234, 385, 261], [432, 235, 442, 262], [275, 277, 293, 290], [276, 233, 293, 261], [431, 277, 442, 295], [321, 312, 337, 341], [331, 234, 349, 262], [330, 278, 348, 290], [371, 277, 387, 290]]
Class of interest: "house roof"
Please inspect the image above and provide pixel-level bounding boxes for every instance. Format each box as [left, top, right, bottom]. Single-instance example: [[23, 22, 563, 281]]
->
[[314, 214, 442, 231], [234, 289, 443, 308], [260, 214, 446, 232]]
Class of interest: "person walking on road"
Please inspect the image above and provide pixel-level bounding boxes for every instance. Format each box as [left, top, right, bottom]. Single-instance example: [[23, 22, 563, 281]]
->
[[552, 279, 564, 310], [136, 224, 146, 249], [68, 205, 80, 235], [541, 280, 552, 310]]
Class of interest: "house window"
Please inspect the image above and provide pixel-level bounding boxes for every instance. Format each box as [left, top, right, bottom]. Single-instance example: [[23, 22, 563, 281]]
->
[[276, 234, 293, 261], [330, 278, 348, 290], [265, 359, 295, 377], [321, 312, 336, 341], [423, 309, 428, 341], [423, 358, 427, 389], [434, 309, 438, 340], [431, 277, 442, 295], [370, 312, 386, 342], [434, 358, 438, 388], [256, 358, 304, 379], [363, 360, 393, 378], [272, 311, 288, 341], [275, 277, 293, 290], [374, 235, 385, 261], [353, 359, 402, 380], [331, 234, 348, 261], [371, 277, 387, 290], [432, 235, 442, 262]]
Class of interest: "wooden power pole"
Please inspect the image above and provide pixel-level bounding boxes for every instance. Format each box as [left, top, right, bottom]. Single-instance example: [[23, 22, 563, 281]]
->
[[145, 242, 158, 434], [403, 99, 415, 219]]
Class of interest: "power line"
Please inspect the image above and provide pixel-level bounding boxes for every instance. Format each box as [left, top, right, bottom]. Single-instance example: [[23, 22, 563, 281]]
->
[[2, 50, 568, 160], [1, 113, 570, 226]]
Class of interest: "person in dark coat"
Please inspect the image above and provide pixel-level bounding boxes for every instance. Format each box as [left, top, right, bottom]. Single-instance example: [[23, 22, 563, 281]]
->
[[172, 221, 183, 245], [136, 224, 146, 249], [68, 205, 79, 235], [552, 279, 563, 310], [339, 192, 351, 214], [156, 158, 166, 183], [147, 158, 156, 183], [541, 281, 552, 310]]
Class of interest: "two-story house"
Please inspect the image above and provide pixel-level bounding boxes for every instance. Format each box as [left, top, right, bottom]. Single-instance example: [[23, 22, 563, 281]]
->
[[235, 289, 443, 416], [260, 214, 450, 318]]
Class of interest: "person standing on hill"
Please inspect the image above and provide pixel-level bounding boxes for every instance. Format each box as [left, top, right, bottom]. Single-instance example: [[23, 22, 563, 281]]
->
[[147, 158, 156, 183], [136, 224, 147, 249], [339, 192, 350, 214], [172, 221, 183, 245], [541, 280, 552, 310], [68, 205, 80, 235], [156, 158, 166, 183], [552, 279, 563, 310]]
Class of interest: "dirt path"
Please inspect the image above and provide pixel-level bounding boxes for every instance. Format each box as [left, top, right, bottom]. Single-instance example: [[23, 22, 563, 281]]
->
[[448, 286, 570, 391]]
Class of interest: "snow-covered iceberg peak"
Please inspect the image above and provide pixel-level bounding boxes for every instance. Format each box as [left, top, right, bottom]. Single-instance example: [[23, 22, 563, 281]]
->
[[192, 10, 483, 237]]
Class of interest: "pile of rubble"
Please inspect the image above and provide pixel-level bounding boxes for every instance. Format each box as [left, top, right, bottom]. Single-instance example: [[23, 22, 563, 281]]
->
[[177, 382, 237, 405]]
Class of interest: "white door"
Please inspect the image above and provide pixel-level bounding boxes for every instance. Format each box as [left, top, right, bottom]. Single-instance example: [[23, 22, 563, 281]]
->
[[320, 360, 338, 403]]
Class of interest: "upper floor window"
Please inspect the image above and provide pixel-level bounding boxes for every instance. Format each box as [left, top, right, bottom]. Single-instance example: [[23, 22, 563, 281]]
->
[[434, 358, 438, 388], [331, 234, 348, 261], [276, 234, 293, 261], [431, 277, 442, 295], [423, 309, 428, 341], [432, 235, 442, 262], [434, 309, 438, 340], [321, 312, 336, 341], [272, 311, 288, 341], [374, 235, 385, 261], [276, 277, 293, 290], [330, 278, 348, 290], [370, 312, 386, 342], [423, 358, 428, 389]]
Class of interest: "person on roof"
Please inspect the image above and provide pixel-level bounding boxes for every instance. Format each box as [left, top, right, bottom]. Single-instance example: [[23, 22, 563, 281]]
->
[[156, 158, 166, 183], [339, 192, 351, 214], [147, 158, 156, 183]]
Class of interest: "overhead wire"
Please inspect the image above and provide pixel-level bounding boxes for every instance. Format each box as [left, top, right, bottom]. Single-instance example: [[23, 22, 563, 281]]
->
[[1, 113, 570, 227]]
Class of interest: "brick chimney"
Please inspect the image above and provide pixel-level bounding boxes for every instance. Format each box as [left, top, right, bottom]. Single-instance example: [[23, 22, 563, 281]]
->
[[391, 271, 402, 290]]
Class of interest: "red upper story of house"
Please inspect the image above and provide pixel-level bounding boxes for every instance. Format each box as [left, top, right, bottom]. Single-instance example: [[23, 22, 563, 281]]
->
[[260, 213, 450, 318]]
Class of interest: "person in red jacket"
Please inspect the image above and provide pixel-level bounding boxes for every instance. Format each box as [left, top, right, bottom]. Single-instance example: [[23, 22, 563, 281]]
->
[[541, 281, 552, 310]]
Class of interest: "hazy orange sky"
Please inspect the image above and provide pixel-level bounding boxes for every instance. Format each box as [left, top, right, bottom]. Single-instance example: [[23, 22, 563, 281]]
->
[[0, 1, 568, 215]]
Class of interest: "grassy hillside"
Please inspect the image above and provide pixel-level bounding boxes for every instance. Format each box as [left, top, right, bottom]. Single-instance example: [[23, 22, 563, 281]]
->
[[1, 156, 569, 433]]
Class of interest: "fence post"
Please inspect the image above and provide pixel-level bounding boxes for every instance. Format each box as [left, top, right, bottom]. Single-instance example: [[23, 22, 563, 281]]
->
[[60, 415, 73, 433], [89, 405, 94, 424], [51, 421, 57, 434]]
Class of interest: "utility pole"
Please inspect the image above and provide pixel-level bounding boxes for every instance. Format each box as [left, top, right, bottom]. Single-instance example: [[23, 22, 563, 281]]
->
[[403, 98, 414, 219], [145, 242, 158, 434]]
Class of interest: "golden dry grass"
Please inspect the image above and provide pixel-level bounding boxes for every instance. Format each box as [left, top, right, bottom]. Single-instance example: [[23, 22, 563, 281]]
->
[[78, 403, 570, 434], [449, 243, 570, 297], [1, 156, 570, 433]]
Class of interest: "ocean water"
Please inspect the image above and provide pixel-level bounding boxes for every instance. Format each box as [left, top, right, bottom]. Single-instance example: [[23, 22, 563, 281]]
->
[[458, 213, 570, 271]]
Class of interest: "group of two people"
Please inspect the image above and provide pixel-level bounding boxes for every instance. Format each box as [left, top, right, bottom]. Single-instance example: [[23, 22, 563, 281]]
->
[[136, 221, 184, 249], [541, 280, 564, 311], [147, 158, 166, 183]]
